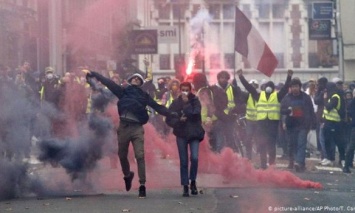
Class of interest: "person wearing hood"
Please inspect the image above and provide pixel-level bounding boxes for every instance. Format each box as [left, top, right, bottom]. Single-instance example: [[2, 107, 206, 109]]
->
[[237, 69, 293, 169], [280, 78, 315, 172], [84, 70, 175, 198], [321, 82, 346, 166]]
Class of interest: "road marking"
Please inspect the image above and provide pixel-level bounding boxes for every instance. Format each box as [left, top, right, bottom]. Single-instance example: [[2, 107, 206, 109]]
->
[[315, 166, 342, 172]]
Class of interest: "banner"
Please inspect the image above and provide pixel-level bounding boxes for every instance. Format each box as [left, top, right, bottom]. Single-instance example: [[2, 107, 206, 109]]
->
[[131, 30, 158, 54], [309, 19, 331, 40]]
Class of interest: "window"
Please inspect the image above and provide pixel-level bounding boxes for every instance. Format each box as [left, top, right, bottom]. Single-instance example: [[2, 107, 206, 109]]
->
[[272, 4, 285, 19], [224, 53, 235, 69], [158, 4, 170, 19], [307, 3, 338, 68], [256, 1, 287, 68], [194, 54, 204, 70], [210, 53, 221, 69], [192, 4, 201, 18], [209, 4, 220, 20], [259, 3, 270, 19], [172, 4, 182, 20], [223, 4, 234, 19], [160, 54, 170, 70]]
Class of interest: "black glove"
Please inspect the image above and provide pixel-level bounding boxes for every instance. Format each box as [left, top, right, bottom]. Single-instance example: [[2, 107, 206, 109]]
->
[[86, 71, 94, 78]]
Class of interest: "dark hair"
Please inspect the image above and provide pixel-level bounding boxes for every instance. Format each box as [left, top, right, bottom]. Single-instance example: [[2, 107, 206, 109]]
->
[[192, 73, 208, 90], [180, 81, 192, 91], [290, 78, 302, 87], [217, 70, 230, 80]]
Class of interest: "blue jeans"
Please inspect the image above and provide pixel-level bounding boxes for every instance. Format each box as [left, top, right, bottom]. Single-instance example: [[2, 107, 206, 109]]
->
[[176, 137, 200, 186], [319, 124, 327, 159], [287, 128, 308, 166]]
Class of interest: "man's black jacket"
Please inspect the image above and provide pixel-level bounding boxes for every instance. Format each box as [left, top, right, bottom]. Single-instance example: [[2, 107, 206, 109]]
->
[[88, 72, 170, 124]]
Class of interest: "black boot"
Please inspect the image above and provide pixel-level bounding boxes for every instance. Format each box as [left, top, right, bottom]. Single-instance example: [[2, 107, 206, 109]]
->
[[190, 181, 198, 195], [343, 167, 351, 174], [138, 185, 146, 198], [183, 185, 189, 197], [123, 171, 134, 191]]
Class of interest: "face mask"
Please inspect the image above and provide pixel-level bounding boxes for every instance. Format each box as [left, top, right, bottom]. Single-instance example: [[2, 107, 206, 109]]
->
[[46, 73, 54, 80], [158, 83, 165, 89], [182, 91, 188, 96], [265, 86, 273, 93]]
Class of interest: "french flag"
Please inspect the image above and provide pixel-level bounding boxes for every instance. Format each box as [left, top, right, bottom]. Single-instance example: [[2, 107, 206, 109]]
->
[[235, 7, 278, 77]]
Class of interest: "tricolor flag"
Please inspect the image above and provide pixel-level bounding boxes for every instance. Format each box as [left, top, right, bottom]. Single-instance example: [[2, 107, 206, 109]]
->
[[234, 7, 278, 77]]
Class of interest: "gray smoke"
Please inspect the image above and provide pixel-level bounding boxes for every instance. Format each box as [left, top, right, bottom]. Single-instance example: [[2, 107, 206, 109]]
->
[[0, 81, 47, 200], [38, 114, 113, 181], [0, 77, 114, 200]]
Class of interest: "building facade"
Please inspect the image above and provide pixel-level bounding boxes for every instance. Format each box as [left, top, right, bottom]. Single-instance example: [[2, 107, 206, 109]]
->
[[0, 0, 38, 69], [145, 0, 341, 83], [2, 0, 354, 84]]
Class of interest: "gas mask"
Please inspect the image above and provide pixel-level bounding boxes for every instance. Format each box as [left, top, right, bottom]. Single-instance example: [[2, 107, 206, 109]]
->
[[265, 86, 273, 93], [46, 73, 54, 80]]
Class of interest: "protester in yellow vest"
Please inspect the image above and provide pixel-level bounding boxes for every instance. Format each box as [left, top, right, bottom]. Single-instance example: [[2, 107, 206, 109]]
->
[[192, 73, 228, 153], [211, 70, 245, 154], [237, 69, 293, 169], [237, 79, 259, 160], [321, 82, 346, 167]]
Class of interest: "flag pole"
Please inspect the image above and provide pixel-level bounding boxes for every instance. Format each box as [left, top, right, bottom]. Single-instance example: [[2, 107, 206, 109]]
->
[[233, 5, 237, 79]]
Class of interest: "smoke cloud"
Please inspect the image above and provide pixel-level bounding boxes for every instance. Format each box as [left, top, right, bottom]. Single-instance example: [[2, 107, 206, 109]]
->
[[0, 1, 322, 204], [38, 114, 113, 181]]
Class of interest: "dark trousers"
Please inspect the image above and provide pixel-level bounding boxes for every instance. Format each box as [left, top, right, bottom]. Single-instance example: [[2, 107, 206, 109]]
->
[[345, 127, 355, 168], [324, 121, 344, 162], [257, 120, 279, 169], [245, 120, 258, 160]]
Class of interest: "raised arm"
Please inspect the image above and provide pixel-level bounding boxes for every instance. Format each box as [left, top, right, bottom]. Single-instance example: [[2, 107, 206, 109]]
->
[[84, 70, 123, 98], [277, 69, 293, 101], [237, 69, 260, 101]]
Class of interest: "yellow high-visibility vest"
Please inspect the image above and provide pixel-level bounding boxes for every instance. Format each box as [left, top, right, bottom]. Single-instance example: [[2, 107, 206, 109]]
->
[[323, 94, 341, 122], [165, 92, 175, 108], [224, 85, 236, 114], [39, 86, 44, 101], [197, 87, 217, 122], [256, 91, 280, 120], [246, 93, 257, 121]]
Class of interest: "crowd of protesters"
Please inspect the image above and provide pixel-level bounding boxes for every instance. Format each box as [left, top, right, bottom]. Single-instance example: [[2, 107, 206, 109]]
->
[[2, 59, 355, 198]]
